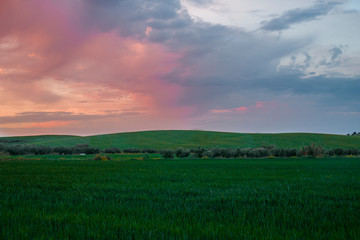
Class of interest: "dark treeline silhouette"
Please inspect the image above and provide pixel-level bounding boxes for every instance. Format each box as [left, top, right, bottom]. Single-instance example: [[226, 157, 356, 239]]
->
[[0, 139, 21, 143], [347, 131, 360, 136], [0, 144, 100, 156], [0, 143, 359, 158], [159, 145, 360, 159]]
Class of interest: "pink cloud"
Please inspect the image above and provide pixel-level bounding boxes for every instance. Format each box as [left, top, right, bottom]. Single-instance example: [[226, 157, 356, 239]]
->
[[0, 0, 290, 136], [211, 109, 233, 114], [255, 102, 264, 108], [0, 0, 193, 135], [27, 121, 76, 129], [210, 101, 284, 115], [145, 26, 152, 37], [233, 106, 248, 112]]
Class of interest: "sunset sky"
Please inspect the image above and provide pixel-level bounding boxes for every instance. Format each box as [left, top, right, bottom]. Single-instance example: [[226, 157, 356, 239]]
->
[[0, 0, 359, 136]]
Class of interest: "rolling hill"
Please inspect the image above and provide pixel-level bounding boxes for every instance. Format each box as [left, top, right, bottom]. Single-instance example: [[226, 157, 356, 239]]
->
[[1, 130, 360, 150]]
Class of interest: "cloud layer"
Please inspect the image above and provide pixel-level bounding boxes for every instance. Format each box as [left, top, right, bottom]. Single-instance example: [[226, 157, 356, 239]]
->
[[260, 1, 340, 31], [0, 0, 359, 136]]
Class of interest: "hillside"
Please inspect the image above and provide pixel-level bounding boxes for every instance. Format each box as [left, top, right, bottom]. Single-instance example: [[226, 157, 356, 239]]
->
[[1, 130, 360, 150]]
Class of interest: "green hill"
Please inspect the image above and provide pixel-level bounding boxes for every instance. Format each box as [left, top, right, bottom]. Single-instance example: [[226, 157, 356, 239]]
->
[[1, 130, 360, 150]]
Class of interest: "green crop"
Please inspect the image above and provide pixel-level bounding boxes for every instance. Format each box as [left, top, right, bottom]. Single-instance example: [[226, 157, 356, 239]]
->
[[1, 157, 359, 239], [1, 130, 360, 150]]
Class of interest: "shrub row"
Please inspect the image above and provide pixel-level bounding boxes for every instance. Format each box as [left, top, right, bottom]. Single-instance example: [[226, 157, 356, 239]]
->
[[122, 148, 157, 154], [160, 145, 360, 159], [0, 139, 21, 143], [347, 131, 360, 136], [0, 144, 100, 156], [0, 143, 359, 158], [0, 144, 158, 156]]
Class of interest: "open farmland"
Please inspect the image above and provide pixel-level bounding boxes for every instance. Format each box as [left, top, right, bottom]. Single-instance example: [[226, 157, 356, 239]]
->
[[1, 157, 359, 239], [1, 130, 360, 150]]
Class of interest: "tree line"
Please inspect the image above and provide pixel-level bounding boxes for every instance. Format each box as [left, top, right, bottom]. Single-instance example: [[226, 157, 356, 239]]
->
[[159, 145, 360, 159], [347, 132, 360, 136], [0, 144, 100, 156], [0, 143, 359, 158]]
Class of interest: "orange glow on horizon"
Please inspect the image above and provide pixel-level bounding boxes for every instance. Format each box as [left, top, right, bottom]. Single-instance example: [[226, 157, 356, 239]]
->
[[0, 121, 76, 129], [0, 29, 184, 136], [27, 121, 76, 128]]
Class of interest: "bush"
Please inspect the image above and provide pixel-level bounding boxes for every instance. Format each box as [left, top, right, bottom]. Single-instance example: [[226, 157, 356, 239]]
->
[[0, 139, 21, 143], [333, 148, 345, 156], [233, 148, 246, 158], [6, 145, 29, 155], [85, 147, 100, 154], [348, 149, 359, 155], [161, 150, 174, 159], [202, 149, 214, 158], [103, 147, 121, 154], [123, 148, 141, 153], [193, 147, 205, 158], [142, 148, 157, 154], [93, 154, 111, 161], [256, 148, 271, 158], [32, 145, 52, 155], [301, 144, 325, 157], [53, 146, 74, 155], [175, 148, 190, 158], [72, 144, 100, 154]]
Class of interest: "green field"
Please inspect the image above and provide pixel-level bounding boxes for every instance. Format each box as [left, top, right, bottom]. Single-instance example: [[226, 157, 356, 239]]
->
[[2, 130, 360, 150], [1, 157, 359, 239]]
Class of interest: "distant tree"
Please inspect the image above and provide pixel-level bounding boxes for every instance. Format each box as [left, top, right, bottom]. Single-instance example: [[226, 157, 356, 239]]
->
[[123, 148, 141, 153], [193, 147, 205, 158], [175, 148, 190, 158], [161, 150, 174, 159], [54, 146, 74, 155], [103, 147, 121, 154], [300, 144, 325, 157], [142, 148, 157, 153], [333, 148, 345, 156]]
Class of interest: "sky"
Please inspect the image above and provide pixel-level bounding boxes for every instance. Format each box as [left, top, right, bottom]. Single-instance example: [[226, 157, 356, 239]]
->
[[0, 0, 359, 136]]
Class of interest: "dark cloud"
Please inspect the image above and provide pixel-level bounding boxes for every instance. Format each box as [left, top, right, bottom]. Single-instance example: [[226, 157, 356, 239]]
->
[[260, 2, 340, 31], [258, 72, 360, 98], [91, 0, 355, 116], [168, 31, 310, 112], [330, 46, 343, 61], [82, 0, 313, 114], [1, 0, 358, 135], [303, 51, 312, 68], [312, 45, 348, 67], [84, 0, 184, 38]]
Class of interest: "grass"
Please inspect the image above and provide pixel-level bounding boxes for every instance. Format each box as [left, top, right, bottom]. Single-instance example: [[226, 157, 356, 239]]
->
[[1, 130, 360, 150], [1, 157, 359, 239]]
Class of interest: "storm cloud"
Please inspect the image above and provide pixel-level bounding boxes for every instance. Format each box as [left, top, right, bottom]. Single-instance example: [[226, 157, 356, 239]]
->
[[0, 0, 359, 135], [260, 1, 340, 31]]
